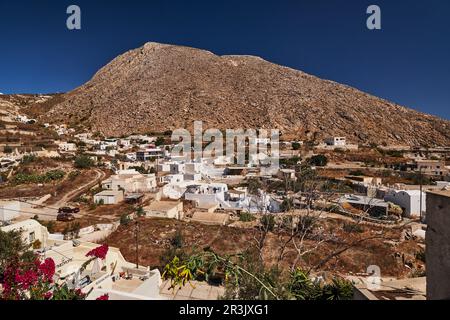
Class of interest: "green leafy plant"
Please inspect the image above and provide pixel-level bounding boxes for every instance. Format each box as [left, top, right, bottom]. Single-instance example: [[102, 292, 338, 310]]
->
[[74, 155, 95, 169], [239, 212, 256, 222]]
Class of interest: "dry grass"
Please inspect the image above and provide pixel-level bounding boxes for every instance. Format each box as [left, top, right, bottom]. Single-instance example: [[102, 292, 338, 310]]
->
[[105, 216, 418, 278]]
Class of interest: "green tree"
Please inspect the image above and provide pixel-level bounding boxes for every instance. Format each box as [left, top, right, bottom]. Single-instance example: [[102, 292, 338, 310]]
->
[[239, 212, 256, 222], [292, 142, 301, 150], [136, 206, 145, 217], [280, 198, 294, 212], [260, 215, 275, 232], [74, 155, 95, 169], [170, 229, 184, 248], [0, 230, 31, 274], [162, 249, 354, 300], [120, 214, 131, 226], [308, 155, 328, 167], [155, 136, 165, 146]]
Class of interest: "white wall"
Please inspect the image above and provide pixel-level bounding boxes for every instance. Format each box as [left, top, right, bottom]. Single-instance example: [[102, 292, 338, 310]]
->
[[0, 201, 20, 222], [385, 190, 426, 217]]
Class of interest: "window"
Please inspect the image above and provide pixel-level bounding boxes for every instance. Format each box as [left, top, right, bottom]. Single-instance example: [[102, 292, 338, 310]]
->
[[29, 232, 35, 243]]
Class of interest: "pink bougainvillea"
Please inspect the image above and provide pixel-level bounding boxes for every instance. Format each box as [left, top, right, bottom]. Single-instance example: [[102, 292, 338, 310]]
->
[[39, 258, 56, 282], [2, 244, 110, 300], [96, 293, 109, 300], [86, 244, 109, 260], [14, 269, 39, 291], [44, 291, 53, 300]]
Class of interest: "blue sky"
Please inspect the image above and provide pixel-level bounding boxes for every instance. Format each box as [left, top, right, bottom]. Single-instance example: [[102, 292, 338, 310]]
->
[[0, 0, 449, 120]]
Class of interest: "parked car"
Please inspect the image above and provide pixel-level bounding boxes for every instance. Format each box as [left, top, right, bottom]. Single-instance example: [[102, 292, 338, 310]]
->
[[57, 213, 75, 222], [58, 207, 80, 214]]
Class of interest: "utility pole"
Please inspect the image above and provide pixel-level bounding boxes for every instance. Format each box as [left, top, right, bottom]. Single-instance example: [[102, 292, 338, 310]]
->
[[419, 166, 423, 222], [134, 219, 139, 269]]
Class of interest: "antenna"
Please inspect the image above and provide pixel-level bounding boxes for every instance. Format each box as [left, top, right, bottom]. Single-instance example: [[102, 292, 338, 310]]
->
[[419, 165, 423, 222], [134, 219, 140, 269]]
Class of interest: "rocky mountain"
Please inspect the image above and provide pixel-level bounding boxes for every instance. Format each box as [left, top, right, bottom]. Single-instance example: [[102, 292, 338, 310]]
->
[[0, 94, 54, 121], [42, 42, 449, 146]]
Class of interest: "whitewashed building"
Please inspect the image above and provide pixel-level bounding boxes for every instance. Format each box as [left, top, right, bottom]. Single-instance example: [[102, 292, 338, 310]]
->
[[58, 142, 77, 152], [325, 137, 346, 146], [94, 190, 124, 205], [384, 189, 426, 218], [101, 170, 157, 193], [1, 219, 48, 246]]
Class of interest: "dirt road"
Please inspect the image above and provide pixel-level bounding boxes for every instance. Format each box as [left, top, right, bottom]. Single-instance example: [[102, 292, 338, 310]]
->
[[27, 169, 107, 221]]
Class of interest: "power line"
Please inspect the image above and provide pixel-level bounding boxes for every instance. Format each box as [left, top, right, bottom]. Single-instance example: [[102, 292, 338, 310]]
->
[[0, 206, 57, 218], [10, 198, 60, 211]]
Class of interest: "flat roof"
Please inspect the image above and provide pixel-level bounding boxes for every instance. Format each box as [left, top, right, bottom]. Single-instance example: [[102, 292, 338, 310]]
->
[[191, 212, 229, 224], [427, 189, 450, 198], [1, 219, 41, 232], [340, 195, 389, 208], [145, 201, 180, 211], [125, 193, 144, 200], [353, 277, 426, 300], [95, 190, 123, 197]]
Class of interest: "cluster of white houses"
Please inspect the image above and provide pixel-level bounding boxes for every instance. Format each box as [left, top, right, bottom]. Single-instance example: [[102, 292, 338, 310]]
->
[[57, 132, 449, 223], [91, 157, 281, 221]]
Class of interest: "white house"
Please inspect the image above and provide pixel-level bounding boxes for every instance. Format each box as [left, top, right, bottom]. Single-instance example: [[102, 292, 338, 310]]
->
[[184, 183, 228, 208], [384, 189, 426, 218], [94, 190, 124, 205], [101, 170, 157, 194], [157, 162, 172, 173], [144, 201, 184, 220], [325, 137, 346, 146], [136, 148, 164, 161], [184, 162, 202, 181], [74, 133, 92, 141], [415, 160, 448, 176], [119, 139, 132, 149], [159, 173, 184, 185], [15, 115, 36, 124], [58, 142, 77, 152], [1, 219, 48, 247]]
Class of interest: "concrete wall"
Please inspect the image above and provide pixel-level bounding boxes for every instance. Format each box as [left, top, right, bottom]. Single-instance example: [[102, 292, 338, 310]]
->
[[426, 191, 450, 300]]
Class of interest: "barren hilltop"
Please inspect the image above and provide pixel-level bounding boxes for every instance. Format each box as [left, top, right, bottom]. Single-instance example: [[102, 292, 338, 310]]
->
[[36, 42, 449, 146]]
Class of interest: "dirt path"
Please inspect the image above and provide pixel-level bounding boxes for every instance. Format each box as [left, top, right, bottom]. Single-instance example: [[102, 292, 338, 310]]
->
[[54, 169, 106, 207], [33, 169, 107, 221]]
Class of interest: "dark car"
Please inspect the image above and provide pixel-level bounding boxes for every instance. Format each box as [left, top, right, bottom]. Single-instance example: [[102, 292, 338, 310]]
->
[[57, 213, 75, 222], [58, 207, 80, 214]]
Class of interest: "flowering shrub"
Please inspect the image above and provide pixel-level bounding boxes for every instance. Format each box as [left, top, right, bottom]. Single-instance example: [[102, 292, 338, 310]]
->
[[86, 244, 109, 260], [1, 244, 110, 300], [39, 258, 55, 282], [96, 293, 109, 300], [1, 255, 85, 300]]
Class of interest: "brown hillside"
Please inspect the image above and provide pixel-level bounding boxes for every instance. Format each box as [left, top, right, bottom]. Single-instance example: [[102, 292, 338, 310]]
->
[[39, 42, 449, 146]]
